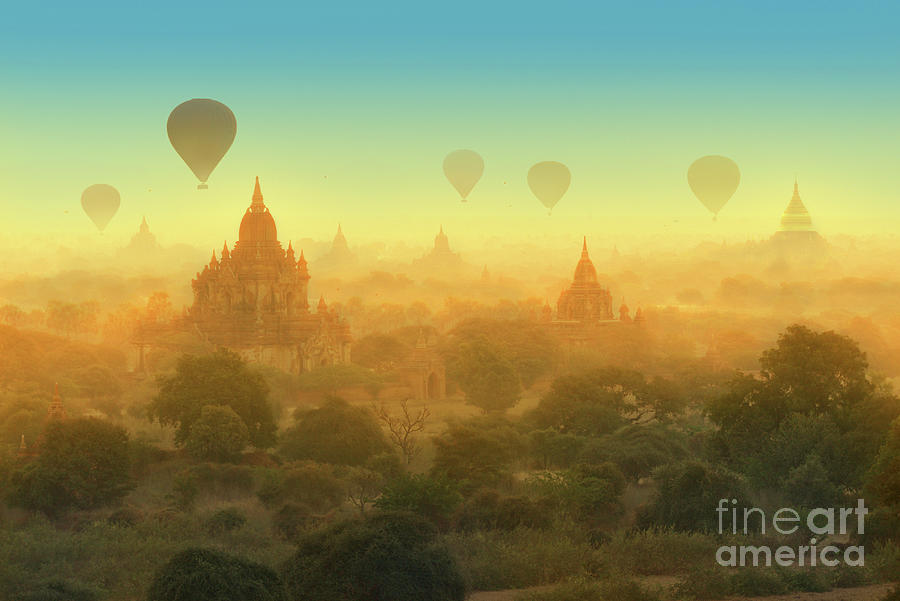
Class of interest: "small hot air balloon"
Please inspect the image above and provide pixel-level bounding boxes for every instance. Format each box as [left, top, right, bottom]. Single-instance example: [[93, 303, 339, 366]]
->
[[528, 161, 571, 214], [81, 184, 120, 232], [443, 149, 484, 201], [687, 155, 740, 221], [167, 98, 237, 189]]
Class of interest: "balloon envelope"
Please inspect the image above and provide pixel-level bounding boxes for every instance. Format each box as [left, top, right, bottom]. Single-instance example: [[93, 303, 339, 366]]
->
[[81, 184, 120, 232], [443, 149, 484, 201], [687, 155, 740, 218], [167, 99, 237, 189], [527, 161, 571, 212]]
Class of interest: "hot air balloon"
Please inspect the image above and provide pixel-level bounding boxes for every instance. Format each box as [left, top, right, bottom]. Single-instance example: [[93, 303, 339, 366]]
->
[[81, 184, 120, 232], [527, 161, 571, 214], [167, 99, 237, 189], [443, 149, 484, 201], [687, 155, 740, 220]]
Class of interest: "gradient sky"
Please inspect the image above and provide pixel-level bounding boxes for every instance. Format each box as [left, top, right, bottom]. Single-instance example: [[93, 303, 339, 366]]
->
[[1, 1, 899, 252]]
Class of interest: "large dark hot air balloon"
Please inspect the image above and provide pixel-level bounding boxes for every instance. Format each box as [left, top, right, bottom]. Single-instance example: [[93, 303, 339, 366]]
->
[[167, 99, 236, 189], [81, 184, 120, 232]]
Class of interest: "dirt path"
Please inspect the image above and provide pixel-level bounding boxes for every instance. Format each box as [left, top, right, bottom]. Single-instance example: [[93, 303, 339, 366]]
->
[[468, 582, 896, 601]]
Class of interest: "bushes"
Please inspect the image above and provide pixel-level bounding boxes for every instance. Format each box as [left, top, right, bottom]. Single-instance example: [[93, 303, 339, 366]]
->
[[636, 460, 748, 532], [375, 474, 462, 529], [600, 529, 719, 576], [430, 416, 526, 492], [279, 397, 391, 466], [147, 547, 284, 601], [282, 511, 465, 601], [8, 417, 133, 515], [453, 489, 551, 532], [443, 527, 596, 590], [256, 462, 344, 513], [186, 405, 250, 462], [271, 503, 312, 540], [204, 507, 247, 534], [17, 580, 99, 601]]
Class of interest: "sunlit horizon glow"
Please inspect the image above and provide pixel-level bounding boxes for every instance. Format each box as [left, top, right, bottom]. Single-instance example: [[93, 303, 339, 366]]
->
[[1, 1, 899, 251]]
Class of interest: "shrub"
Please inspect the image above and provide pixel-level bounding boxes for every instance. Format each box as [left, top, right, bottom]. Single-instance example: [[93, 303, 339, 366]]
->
[[271, 503, 312, 540], [443, 527, 595, 590], [601, 528, 719, 576], [375, 474, 462, 529], [256, 462, 344, 512], [7, 417, 133, 515], [282, 511, 465, 601], [107, 506, 142, 527], [672, 567, 732, 600], [17, 580, 98, 601], [636, 460, 749, 532], [279, 397, 391, 466], [147, 547, 284, 601], [430, 416, 526, 492], [453, 489, 551, 532], [204, 507, 247, 534], [186, 405, 250, 462]]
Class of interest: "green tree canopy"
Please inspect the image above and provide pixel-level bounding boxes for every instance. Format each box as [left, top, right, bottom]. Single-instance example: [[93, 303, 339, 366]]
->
[[530, 367, 685, 436], [281, 511, 465, 601], [185, 405, 251, 462], [149, 349, 277, 449], [148, 548, 284, 601], [279, 397, 391, 466], [430, 416, 526, 492], [8, 417, 133, 515], [449, 337, 521, 413]]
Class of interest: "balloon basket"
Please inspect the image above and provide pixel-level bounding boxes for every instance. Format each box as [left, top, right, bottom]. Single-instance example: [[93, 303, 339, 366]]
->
[[197, 183, 208, 190]]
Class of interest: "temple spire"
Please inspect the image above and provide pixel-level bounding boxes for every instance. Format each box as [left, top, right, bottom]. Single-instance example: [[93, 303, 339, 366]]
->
[[47, 383, 66, 421], [251, 176, 265, 211], [581, 236, 589, 257]]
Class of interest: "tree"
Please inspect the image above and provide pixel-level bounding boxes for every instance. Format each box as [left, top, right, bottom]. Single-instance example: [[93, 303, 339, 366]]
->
[[866, 416, 900, 508], [279, 397, 391, 466], [148, 548, 284, 601], [530, 368, 684, 436], [8, 417, 133, 515], [707, 325, 900, 493], [185, 405, 251, 462], [430, 416, 526, 492], [375, 474, 462, 528], [444, 318, 558, 389], [342, 466, 384, 514], [282, 512, 465, 601], [374, 400, 430, 465], [150, 349, 277, 449], [759, 324, 873, 417], [636, 460, 749, 533], [450, 337, 520, 413]]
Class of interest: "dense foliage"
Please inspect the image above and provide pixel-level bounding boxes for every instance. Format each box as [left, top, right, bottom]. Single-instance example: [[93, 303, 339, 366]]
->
[[150, 349, 277, 448], [281, 512, 465, 601]]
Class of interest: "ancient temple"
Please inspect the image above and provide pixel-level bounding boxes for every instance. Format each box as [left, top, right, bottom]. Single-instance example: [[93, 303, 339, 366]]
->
[[47, 383, 67, 421], [411, 226, 466, 274], [771, 180, 825, 247], [555, 238, 614, 322], [188, 178, 351, 373], [314, 224, 358, 271], [398, 330, 447, 400]]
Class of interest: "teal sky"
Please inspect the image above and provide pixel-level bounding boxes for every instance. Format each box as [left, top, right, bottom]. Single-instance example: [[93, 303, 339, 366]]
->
[[1, 1, 898, 250]]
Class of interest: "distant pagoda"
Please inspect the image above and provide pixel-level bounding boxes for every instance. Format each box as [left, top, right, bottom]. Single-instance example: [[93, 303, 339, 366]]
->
[[771, 180, 825, 247]]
